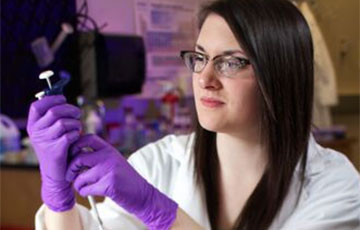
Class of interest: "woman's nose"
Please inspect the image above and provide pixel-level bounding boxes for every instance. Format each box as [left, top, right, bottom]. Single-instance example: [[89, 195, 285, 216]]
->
[[198, 64, 222, 90]]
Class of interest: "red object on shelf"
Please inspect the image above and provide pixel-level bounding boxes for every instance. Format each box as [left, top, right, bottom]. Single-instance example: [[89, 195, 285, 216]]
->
[[161, 92, 180, 122], [161, 92, 180, 104]]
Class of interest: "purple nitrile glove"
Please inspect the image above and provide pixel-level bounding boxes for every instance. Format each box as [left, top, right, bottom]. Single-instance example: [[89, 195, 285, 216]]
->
[[66, 134, 178, 230], [27, 95, 82, 212]]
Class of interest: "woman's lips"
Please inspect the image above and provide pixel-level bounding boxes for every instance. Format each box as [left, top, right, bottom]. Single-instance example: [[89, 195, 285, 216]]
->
[[200, 97, 225, 108]]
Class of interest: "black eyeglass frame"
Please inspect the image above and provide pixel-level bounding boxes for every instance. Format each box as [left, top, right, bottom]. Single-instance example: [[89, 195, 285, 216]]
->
[[180, 50, 251, 76]]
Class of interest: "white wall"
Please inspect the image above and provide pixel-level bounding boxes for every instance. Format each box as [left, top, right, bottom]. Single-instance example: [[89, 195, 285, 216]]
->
[[76, 0, 136, 34], [76, 0, 211, 35]]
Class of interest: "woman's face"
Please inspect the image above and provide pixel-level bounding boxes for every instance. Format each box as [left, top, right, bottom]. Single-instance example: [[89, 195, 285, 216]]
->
[[193, 14, 260, 135]]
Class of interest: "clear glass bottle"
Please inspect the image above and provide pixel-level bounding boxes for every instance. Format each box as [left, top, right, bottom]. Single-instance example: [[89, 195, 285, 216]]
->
[[135, 115, 147, 150], [122, 107, 137, 155]]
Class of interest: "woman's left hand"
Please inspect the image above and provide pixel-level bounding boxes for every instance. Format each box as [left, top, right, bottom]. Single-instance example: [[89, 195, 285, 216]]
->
[[66, 134, 178, 230]]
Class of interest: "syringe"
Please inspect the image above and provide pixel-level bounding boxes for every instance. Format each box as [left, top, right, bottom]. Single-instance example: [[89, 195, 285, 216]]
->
[[35, 70, 105, 230]]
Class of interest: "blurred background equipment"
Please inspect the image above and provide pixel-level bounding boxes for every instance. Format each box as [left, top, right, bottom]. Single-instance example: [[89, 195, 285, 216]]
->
[[31, 23, 74, 68], [1, 0, 80, 119], [0, 114, 21, 158], [1, 0, 146, 120], [78, 32, 146, 100]]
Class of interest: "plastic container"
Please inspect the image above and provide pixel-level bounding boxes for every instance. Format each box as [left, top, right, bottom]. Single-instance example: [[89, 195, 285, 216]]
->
[[0, 114, 21, 159]]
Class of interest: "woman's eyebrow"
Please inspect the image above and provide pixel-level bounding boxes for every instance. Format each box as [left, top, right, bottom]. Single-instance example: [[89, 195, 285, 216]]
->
[[195, 44, 206, 52], [195, 44, 245, 56], [221, 50, 245, 56]]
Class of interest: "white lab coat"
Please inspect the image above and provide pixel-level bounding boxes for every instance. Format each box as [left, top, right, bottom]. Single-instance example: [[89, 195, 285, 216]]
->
[[35, 134, 360, 230]]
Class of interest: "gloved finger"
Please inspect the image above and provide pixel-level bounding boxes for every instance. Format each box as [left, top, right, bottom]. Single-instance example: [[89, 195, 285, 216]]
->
[[72, 165, 102, 192], [27, 95, 66, 132], [57, 130, 81, 154], [66, 151, 104, 182], [48, 130, 80, 164], [77, 179, 108, 197], [35, 104, 81, 130], [47, 119, 82, 140], [70, 134, 108, 155]]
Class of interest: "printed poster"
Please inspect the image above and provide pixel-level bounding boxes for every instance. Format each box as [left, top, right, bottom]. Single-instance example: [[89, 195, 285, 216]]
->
[[134, 0, 198, 79]]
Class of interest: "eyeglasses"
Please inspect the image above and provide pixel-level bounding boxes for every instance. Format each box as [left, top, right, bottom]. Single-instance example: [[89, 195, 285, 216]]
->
[[180, 50, 251, 78]]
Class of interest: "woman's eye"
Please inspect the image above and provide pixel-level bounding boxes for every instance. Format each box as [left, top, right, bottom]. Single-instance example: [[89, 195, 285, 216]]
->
[[229, 58, 250, 69], [222, 59, 241, 69], [239, 59, 249, 67], [194, 55, 205, 62], [228, 60, 240, 68]]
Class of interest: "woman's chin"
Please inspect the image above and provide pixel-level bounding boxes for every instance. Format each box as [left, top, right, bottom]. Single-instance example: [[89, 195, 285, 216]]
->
[[199, 119, 224, 133]]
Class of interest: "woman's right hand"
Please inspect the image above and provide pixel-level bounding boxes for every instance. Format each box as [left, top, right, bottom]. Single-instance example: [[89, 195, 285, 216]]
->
[[27, 95, 82, 212], [66, 134, 179, 230]]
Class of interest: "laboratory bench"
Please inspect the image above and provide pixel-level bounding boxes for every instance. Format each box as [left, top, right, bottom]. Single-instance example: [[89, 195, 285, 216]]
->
[[0, 162, 103, 230]]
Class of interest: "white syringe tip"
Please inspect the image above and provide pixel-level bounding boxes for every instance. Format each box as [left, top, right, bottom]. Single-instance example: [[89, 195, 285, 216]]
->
[[39, 70, 54, 80], [35, 91, 45, 99]]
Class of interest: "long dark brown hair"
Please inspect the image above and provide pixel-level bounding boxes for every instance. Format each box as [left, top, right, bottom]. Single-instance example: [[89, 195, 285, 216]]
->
[[193, 0, 314, 229]]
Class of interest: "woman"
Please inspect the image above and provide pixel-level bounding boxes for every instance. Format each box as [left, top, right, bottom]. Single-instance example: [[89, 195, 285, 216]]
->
[[28, 0, 360, 229]]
